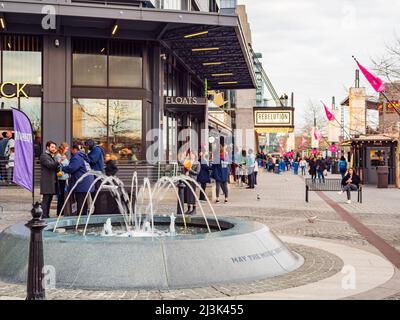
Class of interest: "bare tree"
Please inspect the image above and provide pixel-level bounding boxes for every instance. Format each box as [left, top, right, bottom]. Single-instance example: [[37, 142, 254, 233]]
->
[[372, 35, 400, 94], [300, 99, 327, 137]]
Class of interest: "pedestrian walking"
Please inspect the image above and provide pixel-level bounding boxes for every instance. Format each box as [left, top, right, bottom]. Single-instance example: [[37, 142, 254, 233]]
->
[[105, 154, 119, 177], [3, 131, 14, 183], [55, 142, 70, 216], [338, 156, 348, 178], [293, 158, 299, 175], [198, 151, 211, 201], [62, 145, 95, 216], [6, 147, 14, 185], [300, 157, 307, 176], [0, 132, 8, 182], [316, 156, 326, 183], [212, 160, 229, 203], [254, 161, 259, 185], [182, 151, 200, 215], [246, 149, 256, 189], [309, 158, 317, 182], [40, 141, 61, 219]]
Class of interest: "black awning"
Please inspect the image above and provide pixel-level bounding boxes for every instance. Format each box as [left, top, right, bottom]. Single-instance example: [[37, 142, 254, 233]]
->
[[162, 24, 255, 90]]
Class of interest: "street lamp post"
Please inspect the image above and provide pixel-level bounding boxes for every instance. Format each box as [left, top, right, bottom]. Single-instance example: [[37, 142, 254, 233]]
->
[[25, 202, 47, 300]]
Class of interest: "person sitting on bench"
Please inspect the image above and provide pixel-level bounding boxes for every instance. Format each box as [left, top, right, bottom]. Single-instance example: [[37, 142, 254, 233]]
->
[[340, 168, 361, 204]]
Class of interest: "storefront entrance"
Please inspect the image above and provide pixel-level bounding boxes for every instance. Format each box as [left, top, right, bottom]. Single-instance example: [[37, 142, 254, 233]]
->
[[366, 147, 391, 184]]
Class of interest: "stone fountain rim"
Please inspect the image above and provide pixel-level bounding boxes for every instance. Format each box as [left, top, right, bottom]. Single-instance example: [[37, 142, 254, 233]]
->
[[4, 215, 272, 243]]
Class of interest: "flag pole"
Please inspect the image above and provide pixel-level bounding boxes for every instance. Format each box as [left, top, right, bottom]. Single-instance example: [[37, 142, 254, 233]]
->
[[320, 101, 351, 139]]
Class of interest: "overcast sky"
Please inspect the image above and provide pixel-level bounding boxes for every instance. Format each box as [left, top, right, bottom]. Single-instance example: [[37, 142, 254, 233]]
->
[[240, 0, 400, 128]]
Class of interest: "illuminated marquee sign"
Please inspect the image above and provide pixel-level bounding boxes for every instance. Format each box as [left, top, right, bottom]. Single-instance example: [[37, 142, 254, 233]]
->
[[254, 108, 294, 128], [0, 82, 29, 98]]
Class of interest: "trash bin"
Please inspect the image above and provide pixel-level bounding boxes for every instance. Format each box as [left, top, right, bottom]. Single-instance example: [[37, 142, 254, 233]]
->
[[377, 166, 389, 189]]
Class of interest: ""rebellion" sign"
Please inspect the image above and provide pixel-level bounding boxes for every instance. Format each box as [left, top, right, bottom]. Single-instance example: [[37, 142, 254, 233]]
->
[[254, 108, 294, 128]]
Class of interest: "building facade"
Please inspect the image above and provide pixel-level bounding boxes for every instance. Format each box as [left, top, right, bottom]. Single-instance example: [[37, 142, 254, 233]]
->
[[0, 0, 255, 162]]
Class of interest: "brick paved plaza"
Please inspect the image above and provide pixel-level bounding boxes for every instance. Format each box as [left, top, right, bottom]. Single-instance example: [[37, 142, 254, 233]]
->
[[0, 169, 399, 300]]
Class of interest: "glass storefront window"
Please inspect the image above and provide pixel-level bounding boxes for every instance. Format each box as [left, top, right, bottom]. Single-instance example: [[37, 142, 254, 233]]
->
[[20, 97, 42, 156], [109, 56, 142, 88], [73, 54, 107, 86], [72, 98, 108, 149], [109, 100, 142, 160], [3, 51, 42, 84], [370, 150, 386, 167], [72, 99, 143, 160], [20, 97, 42, 139], [0, 97, 42, 157], [168, 116, 177, 161], [0, 97, 18, 109]]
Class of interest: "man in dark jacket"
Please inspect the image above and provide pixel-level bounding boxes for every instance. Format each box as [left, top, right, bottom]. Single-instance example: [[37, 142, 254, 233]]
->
[[316, 156, 326, 183], [197, 152, 211, 201], [40, 141, 61, 218], [62, 146, 95, 216], [85, 139, 105, 173], [341, 168, 361, 204]]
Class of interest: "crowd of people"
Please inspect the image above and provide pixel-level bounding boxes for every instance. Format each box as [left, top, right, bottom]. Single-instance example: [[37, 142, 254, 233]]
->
[[3, 133, 363, 218], [38, 140, 118, 218], [254, 151, 360, 203]]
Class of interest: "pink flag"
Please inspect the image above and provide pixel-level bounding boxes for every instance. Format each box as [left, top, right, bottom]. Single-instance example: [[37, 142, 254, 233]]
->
[[314, 127, 319, 140], [322, 102, 335, 121], [355, 58, 385, 93]]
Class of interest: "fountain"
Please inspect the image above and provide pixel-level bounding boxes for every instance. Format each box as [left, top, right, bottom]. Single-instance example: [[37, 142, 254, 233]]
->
[[0, 172, 304, 289]]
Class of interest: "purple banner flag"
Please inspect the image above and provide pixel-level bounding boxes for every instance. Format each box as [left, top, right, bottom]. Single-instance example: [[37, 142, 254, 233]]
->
[[12, 108, 34, 193]]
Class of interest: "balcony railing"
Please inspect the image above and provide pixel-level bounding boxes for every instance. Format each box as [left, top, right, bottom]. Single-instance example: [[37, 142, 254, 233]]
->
[[69, 0, 219, 12]]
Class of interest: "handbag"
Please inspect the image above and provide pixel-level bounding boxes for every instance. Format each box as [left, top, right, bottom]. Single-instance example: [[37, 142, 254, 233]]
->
[[64, 192, 77, 217]]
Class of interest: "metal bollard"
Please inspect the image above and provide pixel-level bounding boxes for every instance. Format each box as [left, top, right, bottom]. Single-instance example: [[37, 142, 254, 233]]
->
[[25, 202, 47, 300]]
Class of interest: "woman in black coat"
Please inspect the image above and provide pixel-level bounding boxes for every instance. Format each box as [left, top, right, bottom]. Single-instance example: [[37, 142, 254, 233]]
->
[[197, 152, 211, 201], [105, 154, 119, 177], [182, 151, 200, 215], [308, 158, 317, 183]]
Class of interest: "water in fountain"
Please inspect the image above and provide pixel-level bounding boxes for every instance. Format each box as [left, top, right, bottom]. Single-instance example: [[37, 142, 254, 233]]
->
[[169, 213, 176, 237], [101, 218, 113, 237], [53, 169, 221, 238]]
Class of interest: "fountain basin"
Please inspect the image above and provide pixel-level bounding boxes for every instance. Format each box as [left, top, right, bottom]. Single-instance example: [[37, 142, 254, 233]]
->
[[0, 215, 303, 290]]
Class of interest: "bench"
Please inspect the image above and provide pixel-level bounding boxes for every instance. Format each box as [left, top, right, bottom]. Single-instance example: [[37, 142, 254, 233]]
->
[[305, 178, 362, 203]]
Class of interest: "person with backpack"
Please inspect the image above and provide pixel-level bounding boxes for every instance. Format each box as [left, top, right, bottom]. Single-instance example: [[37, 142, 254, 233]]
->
[[338, 156, 348, 178], [62, 145, 95, 216], [85, 139, 105, 173]]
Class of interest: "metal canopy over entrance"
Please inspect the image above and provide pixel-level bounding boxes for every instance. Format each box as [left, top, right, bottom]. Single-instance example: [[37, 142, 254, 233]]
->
[[161, 25, 255, 90]]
